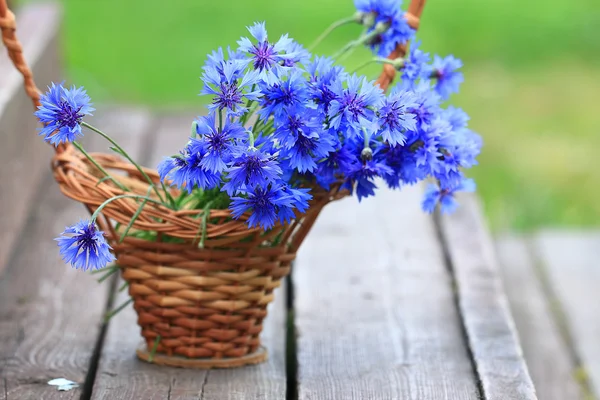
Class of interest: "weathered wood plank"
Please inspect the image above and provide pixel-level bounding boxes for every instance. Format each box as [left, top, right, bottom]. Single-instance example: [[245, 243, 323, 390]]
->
[[533, 230, 600, 398], [0, 3, 62, 275], [438, 195, 537, 399], [495, 235, 583, 400], [91, 112, 287, 400], [295, 185, 479, 399], [0, 107, 152, 399]]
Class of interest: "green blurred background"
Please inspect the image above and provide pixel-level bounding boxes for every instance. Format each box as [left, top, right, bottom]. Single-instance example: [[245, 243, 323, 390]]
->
[[18, 0, 600, 230]]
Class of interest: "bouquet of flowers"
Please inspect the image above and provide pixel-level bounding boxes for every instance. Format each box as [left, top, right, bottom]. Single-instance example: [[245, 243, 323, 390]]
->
[[17, 0, 481, 366]]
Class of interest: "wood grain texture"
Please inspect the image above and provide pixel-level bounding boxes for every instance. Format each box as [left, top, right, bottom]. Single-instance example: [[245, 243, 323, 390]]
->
[[533, 230, 600, 399], [91, 113, 288, 400], [439, 195, 537, 400], [495, 235, 583, 400], [0, 3, 62, 275], [295, 185, 479, 400], [0, 108, 151, 399]]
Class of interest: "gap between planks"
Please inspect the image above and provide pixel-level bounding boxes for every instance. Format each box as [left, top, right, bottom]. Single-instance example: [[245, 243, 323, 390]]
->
[[436, 194, 537, 400]]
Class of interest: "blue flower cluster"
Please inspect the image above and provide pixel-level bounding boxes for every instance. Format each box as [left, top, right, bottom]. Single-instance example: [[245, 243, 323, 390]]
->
[[34, 1, 481, 271], [354, 0, 415, 56], [158, 21, 481, 229]]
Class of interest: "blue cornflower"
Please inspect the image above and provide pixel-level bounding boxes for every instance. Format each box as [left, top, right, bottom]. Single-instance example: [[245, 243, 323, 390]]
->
[[158, 139, 222, 192], [401, 81, 441, 128], [278, 186, 313, 224], [258, 70, 308, 120], [377, 86, 417, 145], [307, 57, 346, 114], [237, 22, 294, 82], [328, 74, 383, 137], [195, 113, 246, 173], [56, 219, 115, 270], [315, 143, 358, 190], [431, 55, 464, 99], [274, 107, 323, 149], [204, 46, 248, 75], [342, 157, 393, 201], [401, 41, 431, 85], [355, 0, 399, 20], [222, 148, 283, 195], [376, 14, 414, 57], [202, 60, 260, 116], [230, 184, 293, 229], [422, 177, 475, 213], [354, 0, 414, 57], [35, 83, 94, 146], [282, 122, 336, 173], [431, 107, 482, 187], [281, 41, 311, 67]]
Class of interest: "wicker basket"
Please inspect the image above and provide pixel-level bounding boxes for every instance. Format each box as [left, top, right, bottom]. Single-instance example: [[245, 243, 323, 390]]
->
[[0, 0, 425, 368]]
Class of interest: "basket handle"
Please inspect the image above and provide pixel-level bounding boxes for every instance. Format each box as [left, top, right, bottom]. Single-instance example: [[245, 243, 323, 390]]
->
[[0, 0, 41, 108], [376, 0, 427, 91]]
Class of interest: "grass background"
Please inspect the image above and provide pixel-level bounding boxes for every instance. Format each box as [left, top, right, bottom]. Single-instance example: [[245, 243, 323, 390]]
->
[[21, 0, 600, 230]]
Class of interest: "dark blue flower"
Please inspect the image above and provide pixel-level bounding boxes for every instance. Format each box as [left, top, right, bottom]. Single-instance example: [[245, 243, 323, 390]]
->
[[315, 143, 358, 190], [274, 107, 324, 149], [281, 41, 311, 67], [431, 55, 464, 99], [258, 70, 308, 120], [56, 220, 115, 270], [35, 83, 94, 146], [432, 107, 482, 187], [282, 121, 336, 173], [422, 177, 475, 213], [222, 148, 282, 195], [237, 22, 294, 82], [195, 113, 246, 173], [158, 139, 222, 192], [277, 185, 313, 224], [328, 74, 383, 137], [342, 157, 393, 201], [202, 60, 260, 116], [377, 86, 417, 145], [402, 81, 442, 128], [401, 41, 431, 85], [354, 0, 414, 57], [230, 184, 293, 229], [375, 14, 414, 57], [307, 57, 346, 114]]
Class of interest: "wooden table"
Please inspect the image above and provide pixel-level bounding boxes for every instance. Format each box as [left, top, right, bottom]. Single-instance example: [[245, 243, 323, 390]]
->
[[0, 4, 538, 399], [0, 105, 537, 400]]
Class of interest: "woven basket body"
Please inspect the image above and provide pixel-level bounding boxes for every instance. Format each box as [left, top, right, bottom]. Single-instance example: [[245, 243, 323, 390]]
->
[[51, 147, 344, 367]]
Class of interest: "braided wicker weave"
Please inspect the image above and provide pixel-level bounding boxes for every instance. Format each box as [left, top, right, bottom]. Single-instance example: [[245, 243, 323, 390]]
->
[[1, 0, 425, 368]]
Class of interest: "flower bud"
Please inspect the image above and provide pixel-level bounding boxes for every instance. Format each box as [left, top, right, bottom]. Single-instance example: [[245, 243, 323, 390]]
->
[[361, 147, 373, 162]]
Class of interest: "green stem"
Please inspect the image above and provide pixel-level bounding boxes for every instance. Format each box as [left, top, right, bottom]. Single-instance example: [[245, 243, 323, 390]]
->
[[82, 122, 166, 204], [332, 24, 387, 60], [309, 15, 358, 51], [218, 109, 223, 131], [239, 84, 257, 125], [351, 57, 404, 74], [72, 142, 129, 192], [90, 194, 167, 223]]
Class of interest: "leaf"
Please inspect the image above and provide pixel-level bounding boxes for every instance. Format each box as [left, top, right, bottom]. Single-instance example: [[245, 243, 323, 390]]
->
[[104, 298, 133, 322], [119, 187, 152, 243], [96, 265, 119, 283], [95, 176, 113, 187], [194, 201, 213, 249], [148, 335, 162, 363], [118, 281, 129, 292]]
